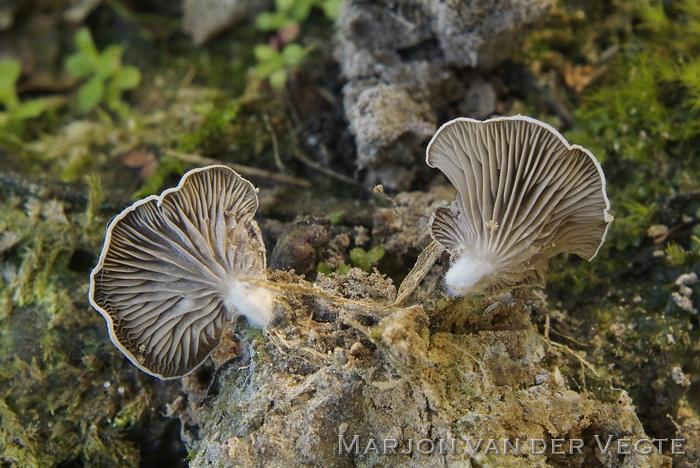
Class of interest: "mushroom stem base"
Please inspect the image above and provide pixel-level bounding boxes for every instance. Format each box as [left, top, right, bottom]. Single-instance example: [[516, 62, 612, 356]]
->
[[445, 251, 496, 295], [223, 280, 275, 327]]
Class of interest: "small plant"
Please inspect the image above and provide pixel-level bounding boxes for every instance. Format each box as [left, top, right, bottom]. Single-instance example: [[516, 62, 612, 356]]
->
[[0, 59, 55, 134], [64, 27, 141, 117], [349, 245, 386, 272], [253, 43, 309, 90], [665, 242, 690, 266], [255, 0, 341, 32], [252, 0, 342, 90], [326, 210, 344, 226], [317, 245, 386, 276]]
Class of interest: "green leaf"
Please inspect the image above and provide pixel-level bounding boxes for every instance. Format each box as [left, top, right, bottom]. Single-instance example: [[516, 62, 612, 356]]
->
[[288, 0, 314, 21], [65, 52, 97, 78], [275, 0, 295, 12], [366, 245, 386, 264], [320, 0, 342, 20], [326, 210, 344, 226], [76, 76, 104, 113], [96, 45, 123, 79], [74, 27, 98, 58], [335, 265, 351, 276], [349, 245, 385, 271], [349, 248, 369, 271], [316, 262, 332, 275], [104, 80, 120, 108], [110, 66, 141, 90], [254, 11, 291, 31], [269, 68, 287, 90], [281, 43, 308, 67], [254, 44, 279, 62], [0, 59, 21, 106], [0, 59, 20, 89], [14, 99, 47, 119]]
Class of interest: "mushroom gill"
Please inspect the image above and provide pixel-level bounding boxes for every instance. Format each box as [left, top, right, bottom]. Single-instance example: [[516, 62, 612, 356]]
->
[[89, 165, 273, 379], [426, 115, 613, 295]]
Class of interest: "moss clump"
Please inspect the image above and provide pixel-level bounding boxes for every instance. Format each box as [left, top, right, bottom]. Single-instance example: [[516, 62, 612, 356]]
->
[[0, 182, 182, 467], [566, 1, 700, 250]]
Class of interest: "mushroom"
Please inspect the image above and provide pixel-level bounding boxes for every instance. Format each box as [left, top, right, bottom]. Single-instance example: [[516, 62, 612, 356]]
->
[[426, 115, 613, 295], [89, 165, 274, 379]]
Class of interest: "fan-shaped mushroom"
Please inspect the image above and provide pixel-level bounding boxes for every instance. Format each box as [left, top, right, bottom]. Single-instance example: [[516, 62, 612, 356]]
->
[[427, 115, 613, 295], [89, 165, 274, 379]]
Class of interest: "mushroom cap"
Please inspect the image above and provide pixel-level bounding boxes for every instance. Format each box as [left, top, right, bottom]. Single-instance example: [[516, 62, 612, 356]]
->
[[89, 165, 270, 379], [426, 115, 613, 294]]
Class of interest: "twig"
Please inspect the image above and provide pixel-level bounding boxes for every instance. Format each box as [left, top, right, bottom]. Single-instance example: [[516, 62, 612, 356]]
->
[[282, 90, 365, 189], [263, 114, 285, 172], [548, 327, 589, 347], [393, 240, 445, 306], [543, 336, 599, 378], [291, 147, 364, 188], [165, 149, 310, 187]]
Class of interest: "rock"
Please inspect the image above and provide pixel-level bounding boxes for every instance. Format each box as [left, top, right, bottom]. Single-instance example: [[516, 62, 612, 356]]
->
[[182, 0, 272, 45], [269, 217, 330, 276], [460, 77, 498, 119], [673, 407, 700, 468], [334, 0, 554, 190], [372, 186, 456, 261], [346, 84, 437, 189]]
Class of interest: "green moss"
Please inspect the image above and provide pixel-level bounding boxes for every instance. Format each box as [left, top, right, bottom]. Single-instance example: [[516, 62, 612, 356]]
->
[[112, 394, 150, 431], [369, 327, 382, 341], [566, 0, 700, 250], [665, 242, 690, 266], [175, 99, 240, 153], [0, 189, 177, 467], [0, 397, 40, 467], [185, 446, 197, 462]]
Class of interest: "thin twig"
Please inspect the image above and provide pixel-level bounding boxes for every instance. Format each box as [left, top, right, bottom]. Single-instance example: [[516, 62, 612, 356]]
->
[[543, 336, 599, 378], [282, 90, 365, 189], [263, 114, 285, 172], [291, 147, 364, 188], [165, 149, 310, 187], [393, 240, 445, 306], [548, 327, 589, 347]]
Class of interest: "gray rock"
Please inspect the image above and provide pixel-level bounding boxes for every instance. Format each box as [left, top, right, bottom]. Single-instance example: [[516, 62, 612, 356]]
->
[[334, 0, 554, 190], [182, 0, 272, 45]]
